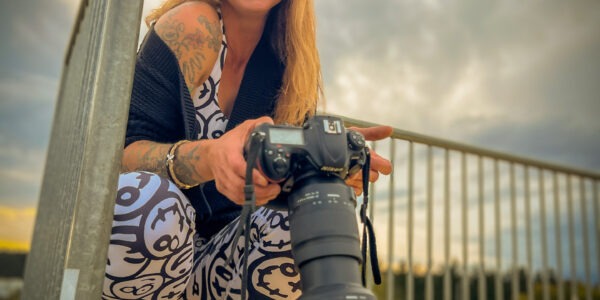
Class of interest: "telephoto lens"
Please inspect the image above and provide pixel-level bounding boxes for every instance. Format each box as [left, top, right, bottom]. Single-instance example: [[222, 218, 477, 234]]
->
[[287, 174, 376, 300]]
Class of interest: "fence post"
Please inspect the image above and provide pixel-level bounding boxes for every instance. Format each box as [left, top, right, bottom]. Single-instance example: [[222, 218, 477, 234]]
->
[[22, 0, 143, 298]]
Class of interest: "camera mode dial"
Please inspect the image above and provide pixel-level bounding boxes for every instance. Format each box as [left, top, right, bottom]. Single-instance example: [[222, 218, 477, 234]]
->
[[347, 130, 366, 150], [273, 156, 288, 176], [262, 147, 291, 181]]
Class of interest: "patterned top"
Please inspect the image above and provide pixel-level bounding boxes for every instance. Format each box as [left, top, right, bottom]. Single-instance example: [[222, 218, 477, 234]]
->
[[191, 14, 228, 139]]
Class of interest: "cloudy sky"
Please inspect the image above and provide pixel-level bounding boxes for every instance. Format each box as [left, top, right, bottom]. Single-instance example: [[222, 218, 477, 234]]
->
[[0, 0, 598, 281]]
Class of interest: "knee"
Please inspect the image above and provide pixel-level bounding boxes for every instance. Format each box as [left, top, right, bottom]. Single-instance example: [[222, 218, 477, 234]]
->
[[253, 208, 291, 252], [112, 172, 196, 257]]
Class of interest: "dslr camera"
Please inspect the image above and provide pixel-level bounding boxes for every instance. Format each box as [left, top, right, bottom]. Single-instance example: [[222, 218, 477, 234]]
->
[[245, 115, 376, 300]]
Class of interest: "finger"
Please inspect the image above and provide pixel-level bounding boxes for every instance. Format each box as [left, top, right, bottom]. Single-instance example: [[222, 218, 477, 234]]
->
[[370, 150, 393, 175], [252, 169, 269, 187], [354, 187, 363, 196], [368, 170, 379, 182], [347, 171, 361, 181], [253, 116, 275, 126], [236, 117, 275, 143], [254, 184, 281, 205], [345, 177, 363, 189], [245, 116, 275, 133], [349, 169, 379, 182], [348, 125, 393, 141]]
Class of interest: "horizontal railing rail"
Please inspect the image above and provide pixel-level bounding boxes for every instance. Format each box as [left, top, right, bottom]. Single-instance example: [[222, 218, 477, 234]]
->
[[341, 115, 600, 180], [340, 115, 600, 300]]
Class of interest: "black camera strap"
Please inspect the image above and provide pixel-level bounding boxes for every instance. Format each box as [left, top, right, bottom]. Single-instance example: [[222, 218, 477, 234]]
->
[[360, 148, 382, 286], [226, 131, 265, 299]]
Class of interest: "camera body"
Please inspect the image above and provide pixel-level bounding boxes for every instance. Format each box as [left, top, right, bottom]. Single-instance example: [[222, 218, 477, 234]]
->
[[249, 115, 367, 187], [245, 115, 376, 300]]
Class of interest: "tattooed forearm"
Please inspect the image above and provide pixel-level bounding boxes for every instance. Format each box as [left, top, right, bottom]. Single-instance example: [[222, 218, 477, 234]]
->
[[121, 141, 170, 178], [173, 142, 208, 186], [122, 140, 212, 187]]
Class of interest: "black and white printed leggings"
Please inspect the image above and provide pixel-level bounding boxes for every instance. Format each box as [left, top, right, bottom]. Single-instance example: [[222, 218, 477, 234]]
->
[[102, 172, 301, 299]]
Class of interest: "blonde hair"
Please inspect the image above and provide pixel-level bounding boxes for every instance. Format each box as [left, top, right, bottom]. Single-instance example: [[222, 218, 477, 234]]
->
[[146, 0, 323, 126]]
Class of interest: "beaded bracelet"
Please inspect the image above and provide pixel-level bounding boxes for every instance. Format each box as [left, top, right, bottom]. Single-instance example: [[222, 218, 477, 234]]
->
[[165, 140, 198, 189]]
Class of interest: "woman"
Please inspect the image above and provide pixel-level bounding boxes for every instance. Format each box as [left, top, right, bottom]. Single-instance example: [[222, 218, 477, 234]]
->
[[103, 0, 392, 299]]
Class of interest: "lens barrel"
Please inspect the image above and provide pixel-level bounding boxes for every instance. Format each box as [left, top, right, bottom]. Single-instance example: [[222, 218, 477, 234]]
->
[[287, 175, 376, 300]]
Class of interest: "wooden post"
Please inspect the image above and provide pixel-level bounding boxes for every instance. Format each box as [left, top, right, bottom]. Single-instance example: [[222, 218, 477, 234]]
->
[[22, 0, 143, 299]]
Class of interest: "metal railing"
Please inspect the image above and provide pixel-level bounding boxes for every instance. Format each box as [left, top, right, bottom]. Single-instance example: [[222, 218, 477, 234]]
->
[[342, 116, 600, 300]]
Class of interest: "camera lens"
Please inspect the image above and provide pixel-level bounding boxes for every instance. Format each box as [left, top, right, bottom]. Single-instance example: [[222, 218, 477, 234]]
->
[[287, 175, 375, 300]]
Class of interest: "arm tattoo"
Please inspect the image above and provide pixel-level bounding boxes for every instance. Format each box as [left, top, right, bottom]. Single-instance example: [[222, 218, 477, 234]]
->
[[173, 142, 208, 185], [121, 141, 170, 178], [157, 13, 221, 93], [122, 141, 209, 187], [197, 15, 221, 52]]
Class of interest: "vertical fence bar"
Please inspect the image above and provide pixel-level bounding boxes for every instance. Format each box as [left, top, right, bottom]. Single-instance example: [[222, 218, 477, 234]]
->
[[22, 1, 143, 298], [406, 141, 414, 300], [444, 149, 452, 300], [553, 172, 565, 300], [478, 156, 486, 300], [426, 146, 434, 300], [579, 178, 591, 300], [567, 176, 577, 300], [461, 152, 469, 300], [386, 141, 396, 300], [510, 163, 518, 300], [539, 169, 550, 300], [595, 181, 600, 298], [524, 167, 534, 300], [494, 160, 503, 300]]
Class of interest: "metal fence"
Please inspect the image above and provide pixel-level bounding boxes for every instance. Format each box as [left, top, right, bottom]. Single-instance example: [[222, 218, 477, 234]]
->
[[342, 116, 600, 300]]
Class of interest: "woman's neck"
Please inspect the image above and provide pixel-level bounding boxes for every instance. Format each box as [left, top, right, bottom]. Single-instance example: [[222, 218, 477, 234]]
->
[[220, 2, 269, 68]]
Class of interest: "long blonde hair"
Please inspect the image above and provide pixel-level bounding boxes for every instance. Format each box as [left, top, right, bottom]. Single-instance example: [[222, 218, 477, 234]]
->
[[146, 0, 323, 126]]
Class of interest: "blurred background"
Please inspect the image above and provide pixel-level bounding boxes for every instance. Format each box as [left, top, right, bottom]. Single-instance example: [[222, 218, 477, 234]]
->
[[0, 0, 599, 299]]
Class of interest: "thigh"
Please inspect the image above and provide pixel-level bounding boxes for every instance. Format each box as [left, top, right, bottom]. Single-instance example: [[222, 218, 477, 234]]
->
[[186, 207, 301, 300], [103, 172, 196, 300]]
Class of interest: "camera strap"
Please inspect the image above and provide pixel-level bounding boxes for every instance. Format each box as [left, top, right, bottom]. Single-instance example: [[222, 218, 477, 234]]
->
[[225, 131, 265, 299], [360, 148, 382, 286]]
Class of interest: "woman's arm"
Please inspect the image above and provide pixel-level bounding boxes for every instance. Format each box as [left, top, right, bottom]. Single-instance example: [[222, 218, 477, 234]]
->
[[121, 139, 211, 186], [122, 2, 221, 180], [122, 118, 281, 206]]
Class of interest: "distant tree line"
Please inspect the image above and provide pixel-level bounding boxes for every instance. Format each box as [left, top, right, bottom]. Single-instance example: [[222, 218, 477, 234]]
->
[[371, 263, 600, 299], [0, 253, 26, 278]]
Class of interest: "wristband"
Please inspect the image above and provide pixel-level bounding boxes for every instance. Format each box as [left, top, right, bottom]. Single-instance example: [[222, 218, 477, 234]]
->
[[166, 140, 198, 189]]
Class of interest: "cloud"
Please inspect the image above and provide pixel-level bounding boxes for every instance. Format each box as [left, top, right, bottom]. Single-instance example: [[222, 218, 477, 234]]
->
[[0, 144, 46, 207], [315, 0, 600, 171], [0, 72, 58, 105], [0, 0, 74, 76], [0, 0, 74, 211], [0, 72, 57, 150], [0, 144, 46, 179]]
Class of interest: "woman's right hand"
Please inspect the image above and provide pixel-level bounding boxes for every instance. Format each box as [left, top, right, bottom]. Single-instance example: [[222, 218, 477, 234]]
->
[[202, 117, 282, 206]]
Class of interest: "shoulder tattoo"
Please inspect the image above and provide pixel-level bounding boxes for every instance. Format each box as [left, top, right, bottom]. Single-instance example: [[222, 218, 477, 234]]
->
[[157, 13, 222, 91]]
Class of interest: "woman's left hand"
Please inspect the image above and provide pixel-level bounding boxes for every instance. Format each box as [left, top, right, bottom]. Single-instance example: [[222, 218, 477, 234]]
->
[[345, 125, 393, 196]]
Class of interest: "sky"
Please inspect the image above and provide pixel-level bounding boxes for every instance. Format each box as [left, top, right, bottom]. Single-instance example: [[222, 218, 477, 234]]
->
[[0, 0, 598, 281]]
